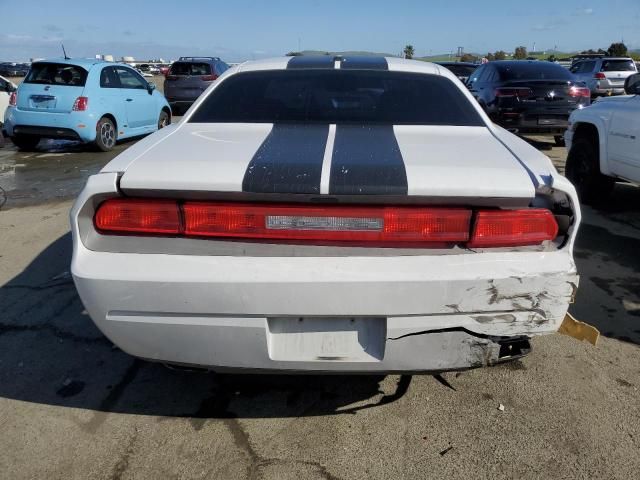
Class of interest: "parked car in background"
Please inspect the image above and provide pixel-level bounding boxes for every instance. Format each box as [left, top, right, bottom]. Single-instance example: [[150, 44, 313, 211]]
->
[[467, 60, 590, 146], [136, 68, 153, 78], [565, 73, 640, 203], [163, 56, 230, 114], [0, 62, 30, 77], [570, 57, 638, 97], [436, 61, 478, 83], [138, 63, 161, 75], [71, 56, 580, 374], [0, 74, 17, 128], [4, 58, 171, 151]]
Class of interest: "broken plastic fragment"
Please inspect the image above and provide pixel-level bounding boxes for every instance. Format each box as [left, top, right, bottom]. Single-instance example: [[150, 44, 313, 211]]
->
[[558, 313, 600, 346], [498, 404, 505, 412]]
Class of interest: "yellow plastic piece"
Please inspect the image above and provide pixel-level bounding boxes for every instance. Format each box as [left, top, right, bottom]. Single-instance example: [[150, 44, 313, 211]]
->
[[558, 313, 600, 346]]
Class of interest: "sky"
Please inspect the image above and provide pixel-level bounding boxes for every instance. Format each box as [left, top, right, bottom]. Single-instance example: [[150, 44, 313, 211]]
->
[[1, 0, 639, 62]]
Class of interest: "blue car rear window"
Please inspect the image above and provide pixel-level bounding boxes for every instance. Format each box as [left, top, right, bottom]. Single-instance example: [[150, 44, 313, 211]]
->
[[24, 63, 88, 87], [189, 70, 485, 126]]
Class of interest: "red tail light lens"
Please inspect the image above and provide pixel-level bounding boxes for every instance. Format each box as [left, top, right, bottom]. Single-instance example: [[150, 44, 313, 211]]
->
[[94, 200, 560, 248], [72, 96, 89, 111], [569, 86, 591, 98], [594, 72, 606, 80], [201, 74, 218, 81], [495, 88, 532, 98], [183, 203, 471, 244], [9, 91, 16, 106], [95, 199, 181, 234], [469, 209, 558, 248]]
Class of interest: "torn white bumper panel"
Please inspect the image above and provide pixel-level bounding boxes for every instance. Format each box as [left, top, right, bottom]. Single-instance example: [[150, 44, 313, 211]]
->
[[72, 246, 577, 372]]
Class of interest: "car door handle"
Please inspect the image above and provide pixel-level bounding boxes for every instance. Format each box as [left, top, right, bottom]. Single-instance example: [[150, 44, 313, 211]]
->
[[126, 98, 133, 102]]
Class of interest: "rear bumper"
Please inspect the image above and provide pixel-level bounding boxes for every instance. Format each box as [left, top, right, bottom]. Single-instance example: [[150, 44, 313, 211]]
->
[[71, 176, 579, 374], [495, 114, 569, 135], [3, 107, 97, 142]]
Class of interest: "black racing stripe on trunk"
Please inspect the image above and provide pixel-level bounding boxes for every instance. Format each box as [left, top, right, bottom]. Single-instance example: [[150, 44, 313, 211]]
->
[[286, 56, 335, 69], [329, 125, 408, 195], [242, 124, 329, 194], [340, 56, 388, 70]]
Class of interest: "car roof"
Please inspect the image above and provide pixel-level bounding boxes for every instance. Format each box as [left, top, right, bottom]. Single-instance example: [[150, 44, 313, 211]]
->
[[234, 56, 442, 75], [436, 61, 477, 67], [31, 58, 138, 70]]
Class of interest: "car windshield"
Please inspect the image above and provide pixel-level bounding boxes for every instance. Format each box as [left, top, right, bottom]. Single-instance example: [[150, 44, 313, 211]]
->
[[189, 70, 484, 126], [495, 63, 573, 81], [169, 62, 212, 76], [442, 64, 477, 77], [601, 60, 636, 72], [24, 63, 88, 86]]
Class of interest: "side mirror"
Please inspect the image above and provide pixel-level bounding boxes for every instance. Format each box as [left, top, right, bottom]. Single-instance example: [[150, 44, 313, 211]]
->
[[147, 82, 156, 95], [624, 73, 640, 95]]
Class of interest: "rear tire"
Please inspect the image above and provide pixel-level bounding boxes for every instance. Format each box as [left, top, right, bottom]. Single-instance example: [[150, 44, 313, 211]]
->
[[566, 137, 614, 205], [11, 135, 40, 151], [158, 110, 170, 129], [554, 135, 565, 147], [94, 117, 117, 152]]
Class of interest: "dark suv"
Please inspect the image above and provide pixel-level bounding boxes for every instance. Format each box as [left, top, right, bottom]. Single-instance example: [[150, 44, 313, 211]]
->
[[467, 61, 590, 145], [163, 57, 230, 114]]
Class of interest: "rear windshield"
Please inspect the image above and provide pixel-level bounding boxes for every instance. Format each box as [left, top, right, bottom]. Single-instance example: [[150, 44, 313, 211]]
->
[[189, 70, 484, 126], [601, 60, 636, 72], [24, 63, 88, 86], [442, 64, 477, 77], [495, 63, 573, 81], [169, 62, 212, 76]]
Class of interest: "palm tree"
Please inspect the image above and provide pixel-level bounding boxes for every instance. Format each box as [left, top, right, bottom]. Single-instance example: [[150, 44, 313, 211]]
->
[[403, 45, 415, 59]]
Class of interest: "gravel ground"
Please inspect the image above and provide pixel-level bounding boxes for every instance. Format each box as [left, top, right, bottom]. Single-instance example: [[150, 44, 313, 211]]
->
[[1, 94, 639, 478]]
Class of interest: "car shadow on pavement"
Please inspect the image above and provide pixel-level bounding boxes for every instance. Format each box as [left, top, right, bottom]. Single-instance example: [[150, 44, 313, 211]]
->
[[569, 183, 640, 345], [0, 233, 413, 420]]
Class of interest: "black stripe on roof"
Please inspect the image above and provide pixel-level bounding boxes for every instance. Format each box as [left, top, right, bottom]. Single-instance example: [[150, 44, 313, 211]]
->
[[329, 125, 407, 195], [286, 55, 335, 69], [242, 124, 329, 194], [339, 56, 388, 70]]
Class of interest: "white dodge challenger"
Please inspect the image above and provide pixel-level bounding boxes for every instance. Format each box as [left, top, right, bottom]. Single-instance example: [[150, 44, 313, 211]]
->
[[71, 56, 581, 373]]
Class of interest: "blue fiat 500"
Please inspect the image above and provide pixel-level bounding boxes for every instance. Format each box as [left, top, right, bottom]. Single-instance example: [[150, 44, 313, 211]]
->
[[4, 58, 171, 151]]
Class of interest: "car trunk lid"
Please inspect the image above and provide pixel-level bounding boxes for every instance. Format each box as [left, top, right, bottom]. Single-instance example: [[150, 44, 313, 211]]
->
[[118, 123, 537, 203]]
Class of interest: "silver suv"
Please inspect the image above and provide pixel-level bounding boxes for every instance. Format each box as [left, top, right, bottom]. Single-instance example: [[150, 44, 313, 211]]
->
[[570, 57, 638, 97], [163, 57, 229, 115]]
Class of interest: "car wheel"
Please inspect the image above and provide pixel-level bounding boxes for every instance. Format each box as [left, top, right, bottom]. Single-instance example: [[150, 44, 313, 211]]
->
[[158, 111, 170, 129], [11, 134, 40, 151], [554, 135, 565, 147], [565, 138, 614, 204], [95, 117, 117, 152]]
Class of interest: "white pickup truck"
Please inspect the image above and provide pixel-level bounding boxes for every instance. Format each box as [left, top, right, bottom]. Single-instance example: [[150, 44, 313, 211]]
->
[[565, 73, 640, 203]]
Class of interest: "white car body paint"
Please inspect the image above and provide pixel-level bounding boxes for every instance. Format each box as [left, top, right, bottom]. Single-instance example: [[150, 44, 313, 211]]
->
[[0, 75, 17, 125], [73, 57, 581, 373], [565, 94, 640, 183]]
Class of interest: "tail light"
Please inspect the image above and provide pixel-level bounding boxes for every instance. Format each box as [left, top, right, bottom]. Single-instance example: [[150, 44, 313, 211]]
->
[[95, 200, 560, 249], [182, 203, 471, 243], [569, 86, 591, 98], [95, 199, 181, 234], [201, 74, 218, 81], [495, 88, 532, 98], [72, 96, 89, 111], [9, 91, 16, 106], [594, 72, 606, 80], [469, 209, 558, 248]]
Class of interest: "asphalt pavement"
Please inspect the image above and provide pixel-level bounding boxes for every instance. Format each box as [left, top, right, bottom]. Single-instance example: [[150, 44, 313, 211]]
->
[[0, 131, 639, 479]]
